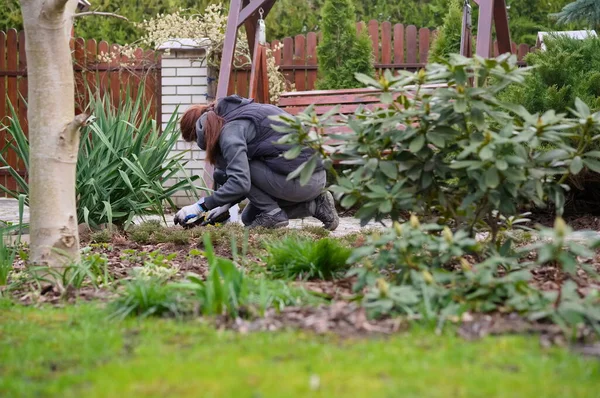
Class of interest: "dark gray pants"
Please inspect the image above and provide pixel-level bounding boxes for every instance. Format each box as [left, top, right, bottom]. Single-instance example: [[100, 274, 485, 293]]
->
[[241, 160, 326, 225]]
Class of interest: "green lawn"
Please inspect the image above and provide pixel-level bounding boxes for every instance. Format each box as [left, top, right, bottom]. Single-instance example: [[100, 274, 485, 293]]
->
[[1, 301, 598, 398]]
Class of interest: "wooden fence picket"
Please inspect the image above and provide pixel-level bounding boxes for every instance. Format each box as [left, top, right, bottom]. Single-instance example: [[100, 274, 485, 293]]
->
[[0, 30, 162, 193], [230, 20, 535, 93]]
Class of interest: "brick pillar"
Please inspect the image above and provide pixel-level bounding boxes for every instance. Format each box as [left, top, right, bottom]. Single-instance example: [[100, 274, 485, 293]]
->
[[158, 40, 210, 206]]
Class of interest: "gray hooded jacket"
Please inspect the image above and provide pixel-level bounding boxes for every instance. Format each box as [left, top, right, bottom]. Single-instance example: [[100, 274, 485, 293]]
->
[[197, 95, 322, 209]]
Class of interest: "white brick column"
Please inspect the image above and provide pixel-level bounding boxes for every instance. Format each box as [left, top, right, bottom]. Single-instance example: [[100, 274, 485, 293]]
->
[[158, 40, 211, 206]]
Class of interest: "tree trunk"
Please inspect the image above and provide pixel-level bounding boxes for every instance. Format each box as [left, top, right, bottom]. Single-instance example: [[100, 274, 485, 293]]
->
[[19, 0, 86, 266]]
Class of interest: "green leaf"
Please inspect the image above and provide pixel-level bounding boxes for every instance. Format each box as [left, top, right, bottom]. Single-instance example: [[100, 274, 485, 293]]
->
[[366, 158, 379, 171], [379, 200, 393, 213], [505, 155, 526, 165], [574, 97, 590, 118], [379, 161, 398, 179], [583, 158, 600, 173], [409, 135, 426, 153], [485, 168, 500, 188], [495, 159, 508, 171], [570, 156, 583, 174], [537, 149, 569, 163], [454, 97, 467, 113], [354, 73, 381, 88], [583, 151, 600, 159], [426, 131, 446, 148], [380, 92, 393, 104], [471, 107, 485, 130], [479, 146, 493, 161], [554, 190, 565, 215], [299, 156, 318, 186], [340, 195, 358, 209], [283, 146, 302, 160]]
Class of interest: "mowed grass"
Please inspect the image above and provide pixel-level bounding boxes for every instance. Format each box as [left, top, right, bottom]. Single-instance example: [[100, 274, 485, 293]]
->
[[0, 300, 598, 398]]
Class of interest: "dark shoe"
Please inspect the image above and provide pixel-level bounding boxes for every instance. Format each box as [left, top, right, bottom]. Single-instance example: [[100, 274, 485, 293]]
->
[[248, 209, 289, 229], [313, 191, 339, 231]]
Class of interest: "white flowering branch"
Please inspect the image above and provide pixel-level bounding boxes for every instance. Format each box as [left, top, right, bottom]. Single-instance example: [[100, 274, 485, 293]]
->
[[101, 4, 293, 103]]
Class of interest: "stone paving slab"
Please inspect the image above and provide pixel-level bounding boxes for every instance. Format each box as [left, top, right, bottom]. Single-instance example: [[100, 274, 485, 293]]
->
[[0, 198, 29, 224]]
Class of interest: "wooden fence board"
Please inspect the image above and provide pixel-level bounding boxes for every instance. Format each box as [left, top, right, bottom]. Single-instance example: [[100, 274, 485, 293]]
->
[[74, 37, 86, 112], [368, 20, 379, 63], [97, 41, 110, 101], [306, 32, 318, 90], [271, 39, 281, 66], [17, 31, 27, 134], [109, 44, 120, 106], [406, 25, 418, 63], [282, 37, 294, 84], [381, 21, 392, 64], [0, 31, 6, 189], [17, 30, 27, 182], [6, 29, 18, 192], [418, 28, 430, 63], [86, 39, 98, 96], [0, 30, 162, 194], [518, 43, 529, 61], [294, 34, 306, 91], [228, 21, 536, 95], [393, 24, 404, 63]]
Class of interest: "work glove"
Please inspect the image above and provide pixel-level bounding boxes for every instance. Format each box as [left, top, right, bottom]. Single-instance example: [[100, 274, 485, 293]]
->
[[205, 203, 232, 223], [174, 198, 208, 226]]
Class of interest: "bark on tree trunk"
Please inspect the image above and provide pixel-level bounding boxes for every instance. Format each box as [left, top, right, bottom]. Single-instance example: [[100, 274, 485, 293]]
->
[[19, 0, 86, 266]]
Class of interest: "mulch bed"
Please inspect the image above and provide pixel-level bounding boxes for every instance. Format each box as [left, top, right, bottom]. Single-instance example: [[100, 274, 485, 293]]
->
[[4, 218, 600, 349]]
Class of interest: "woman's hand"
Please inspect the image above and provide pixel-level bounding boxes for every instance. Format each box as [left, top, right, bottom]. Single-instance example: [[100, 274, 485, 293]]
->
[[205, 203, 232, 222], [174, 198, 208, 226]]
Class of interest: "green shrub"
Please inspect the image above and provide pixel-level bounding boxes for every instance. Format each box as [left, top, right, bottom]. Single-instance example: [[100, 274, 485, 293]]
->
[[499, 35, 600, 114], [316, 0, 375, 90], [429, 0, 464, 62], [0, 90, 201, 228], [275, 55, 600, 242], [264, 237, 351, 280], [352, 216, 600, 335]]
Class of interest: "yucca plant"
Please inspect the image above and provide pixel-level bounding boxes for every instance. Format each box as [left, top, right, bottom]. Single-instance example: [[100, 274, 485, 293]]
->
[[0, 89, 203, 228]]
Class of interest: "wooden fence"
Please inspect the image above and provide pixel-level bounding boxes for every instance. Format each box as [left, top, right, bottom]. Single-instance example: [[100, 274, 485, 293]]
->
[[0, 29, 161, 192], [229, 20, 537, 96]]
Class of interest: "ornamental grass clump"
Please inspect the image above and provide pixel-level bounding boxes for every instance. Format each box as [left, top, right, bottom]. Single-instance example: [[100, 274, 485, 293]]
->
[[264, 237, 352, 280]]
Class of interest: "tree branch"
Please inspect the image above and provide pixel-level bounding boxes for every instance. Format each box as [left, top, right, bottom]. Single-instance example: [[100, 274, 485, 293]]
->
[[73, 11, 129, 21], [64, 113, 90, 142]]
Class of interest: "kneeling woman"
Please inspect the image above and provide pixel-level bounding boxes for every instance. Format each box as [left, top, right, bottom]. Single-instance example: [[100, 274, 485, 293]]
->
[[174, 95, 339, 230]]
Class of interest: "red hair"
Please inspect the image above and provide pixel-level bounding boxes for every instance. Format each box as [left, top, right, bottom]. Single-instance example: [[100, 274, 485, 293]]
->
[[180, 102, 224, 165]]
